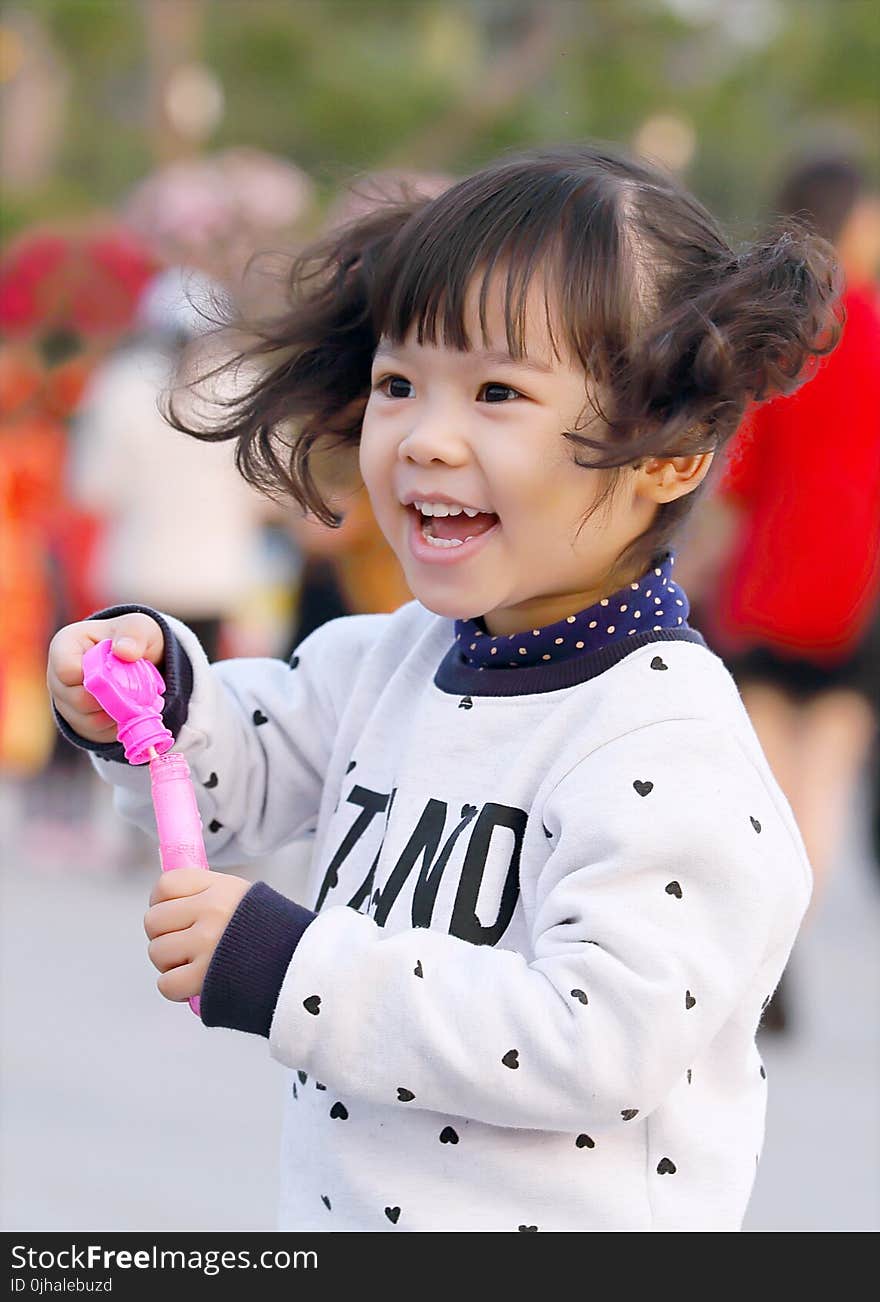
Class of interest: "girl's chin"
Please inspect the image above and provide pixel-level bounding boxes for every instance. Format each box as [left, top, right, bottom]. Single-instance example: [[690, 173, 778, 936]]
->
[[411, 592, 487, 622]]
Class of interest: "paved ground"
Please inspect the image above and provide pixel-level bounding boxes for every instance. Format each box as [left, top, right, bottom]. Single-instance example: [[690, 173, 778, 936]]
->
[[2, 754, 878, 1233]]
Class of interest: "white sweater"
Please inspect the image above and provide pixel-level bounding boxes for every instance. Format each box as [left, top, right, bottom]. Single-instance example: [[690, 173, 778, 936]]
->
[[82, 599, 810, 1232]]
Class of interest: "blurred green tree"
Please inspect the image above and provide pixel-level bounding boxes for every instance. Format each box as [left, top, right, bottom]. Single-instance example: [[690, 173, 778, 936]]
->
[[1, 0, 877, 242]]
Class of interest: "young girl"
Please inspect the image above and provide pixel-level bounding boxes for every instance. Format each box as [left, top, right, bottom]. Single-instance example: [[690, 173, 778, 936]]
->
[[48, 144, 842, 1232]]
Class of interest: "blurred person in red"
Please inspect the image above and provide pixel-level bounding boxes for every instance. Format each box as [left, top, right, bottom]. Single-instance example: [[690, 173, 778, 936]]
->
[[0, 223, 155, 838], [677, 157, 880, 1030], [0, 339, 72, 778]]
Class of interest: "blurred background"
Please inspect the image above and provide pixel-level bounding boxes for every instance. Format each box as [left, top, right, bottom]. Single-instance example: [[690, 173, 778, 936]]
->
[[1, 0, 878, 1232]]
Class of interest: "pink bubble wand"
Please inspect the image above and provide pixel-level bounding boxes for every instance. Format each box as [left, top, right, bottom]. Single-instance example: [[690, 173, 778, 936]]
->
[[82, 638, 209, 1017]]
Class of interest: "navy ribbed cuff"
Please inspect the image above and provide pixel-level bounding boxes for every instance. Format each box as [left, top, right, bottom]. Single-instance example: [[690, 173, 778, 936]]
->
[[52, 604, 194, 763], [200, 882, 317, 1037]]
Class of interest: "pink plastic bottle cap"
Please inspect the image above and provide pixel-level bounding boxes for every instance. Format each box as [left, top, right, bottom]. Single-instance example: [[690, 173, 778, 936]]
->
[[82, 639, 174, 765]]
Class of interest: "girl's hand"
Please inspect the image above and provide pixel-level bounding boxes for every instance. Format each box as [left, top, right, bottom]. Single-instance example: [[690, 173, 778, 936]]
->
[[144, 868, 252, 1002], [47, 613, 165, 744]]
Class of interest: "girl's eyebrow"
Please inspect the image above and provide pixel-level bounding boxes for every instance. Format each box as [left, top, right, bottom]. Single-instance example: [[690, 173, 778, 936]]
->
[[373, 344, 556, 376], [475, 350, 557, 375]]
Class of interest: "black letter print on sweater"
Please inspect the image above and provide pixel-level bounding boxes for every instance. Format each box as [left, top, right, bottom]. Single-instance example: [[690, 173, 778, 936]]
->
[[450, 802, 525, 945], [375, 799, 524, 943], [314, 785, 390, 910], [375, 799, 477, 928], [347, 788, 398, 913]]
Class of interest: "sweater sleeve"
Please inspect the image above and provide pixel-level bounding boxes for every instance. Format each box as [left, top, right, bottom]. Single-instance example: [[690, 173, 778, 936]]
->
[[72, 608, 389, 867], [265, 718, 810, 1132]]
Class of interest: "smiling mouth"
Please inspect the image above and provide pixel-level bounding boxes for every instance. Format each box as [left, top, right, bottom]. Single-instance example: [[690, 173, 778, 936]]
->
[[409, 504, 500, 546]]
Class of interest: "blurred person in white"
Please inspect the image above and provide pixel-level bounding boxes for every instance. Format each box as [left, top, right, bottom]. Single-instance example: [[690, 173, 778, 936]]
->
[[68, 266, 270, 663], [675, 158, 880, 1031], [59, 267, 273, 872]]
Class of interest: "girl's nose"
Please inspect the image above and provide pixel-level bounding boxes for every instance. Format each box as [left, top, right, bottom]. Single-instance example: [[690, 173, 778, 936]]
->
[[398, 405, 470, 466]]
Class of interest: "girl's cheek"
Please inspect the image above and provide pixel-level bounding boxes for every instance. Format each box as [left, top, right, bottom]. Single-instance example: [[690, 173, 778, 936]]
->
[[357, 435, 390, 508], [357, 439, 378, 499]]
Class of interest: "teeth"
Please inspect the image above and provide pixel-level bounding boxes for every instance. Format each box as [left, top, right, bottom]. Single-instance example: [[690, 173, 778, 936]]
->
[[412, 501, 491, 517], [415, 502, 462, 517], [419, 518, 481, 548], [424, 534, 464, 548]]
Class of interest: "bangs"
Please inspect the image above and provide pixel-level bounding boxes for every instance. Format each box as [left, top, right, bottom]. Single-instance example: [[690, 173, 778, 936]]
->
[[369, 157, 636, 373]]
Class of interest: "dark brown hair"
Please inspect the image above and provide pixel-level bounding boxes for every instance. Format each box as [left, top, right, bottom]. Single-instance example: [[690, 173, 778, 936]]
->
[[168, 143, 843, 586]]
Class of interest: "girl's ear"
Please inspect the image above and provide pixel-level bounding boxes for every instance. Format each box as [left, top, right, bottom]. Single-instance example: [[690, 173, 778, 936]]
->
[[637, 451, 714, 503]]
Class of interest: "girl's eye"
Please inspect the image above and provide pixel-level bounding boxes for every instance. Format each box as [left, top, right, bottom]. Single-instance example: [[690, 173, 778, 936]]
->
[[373, 376, 522, 402], [376, 375, 414, 399], [479, 383, 522, 403]]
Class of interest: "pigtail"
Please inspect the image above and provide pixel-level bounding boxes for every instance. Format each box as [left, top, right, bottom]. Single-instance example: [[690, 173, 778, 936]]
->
[[164, 201, 423, 525], [589, 218, 844, 465], [689, 221, 843, 404], [560, 202, 844, 589]]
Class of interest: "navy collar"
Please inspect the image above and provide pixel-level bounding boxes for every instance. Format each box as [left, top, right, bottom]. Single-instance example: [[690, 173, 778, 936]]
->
[[434, 624, 706, 697], [453, 551, 688, 669], [435, 550, 705, 698]]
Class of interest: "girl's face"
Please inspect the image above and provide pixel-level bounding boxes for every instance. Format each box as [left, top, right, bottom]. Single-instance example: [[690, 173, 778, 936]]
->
[[359, 274, 658, 636]]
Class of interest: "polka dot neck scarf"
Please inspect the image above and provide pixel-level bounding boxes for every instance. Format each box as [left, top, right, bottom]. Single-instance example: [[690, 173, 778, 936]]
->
[[454, 551, 689, 669]]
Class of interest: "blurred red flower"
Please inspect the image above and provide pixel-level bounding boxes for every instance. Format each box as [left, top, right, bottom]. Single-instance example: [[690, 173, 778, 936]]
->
[[0, 223, 157, 340]]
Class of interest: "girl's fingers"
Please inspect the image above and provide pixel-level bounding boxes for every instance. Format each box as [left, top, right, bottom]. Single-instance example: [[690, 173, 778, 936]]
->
[[74, 711, 118, 737], [107, 614, 165, 665], [48, 625, 112, 688], [144, 894, 200, 939], [48, 614, 164, 688], [45, 668, 117, 735], [157, 958, 206, 1003], [149, 868, 211, 907], [147, 930, 195, 975], [47, 678, 117, 719]]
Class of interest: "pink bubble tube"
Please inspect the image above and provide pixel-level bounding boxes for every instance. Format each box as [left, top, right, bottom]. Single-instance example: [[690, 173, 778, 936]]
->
[[82, 638, 209, 1016]]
